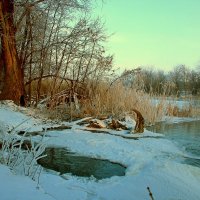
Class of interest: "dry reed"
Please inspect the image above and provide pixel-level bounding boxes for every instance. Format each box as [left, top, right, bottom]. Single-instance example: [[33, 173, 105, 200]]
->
[[29, 79, 200, 123]]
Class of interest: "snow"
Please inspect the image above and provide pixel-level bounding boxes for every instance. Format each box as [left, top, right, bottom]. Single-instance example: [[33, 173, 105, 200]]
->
[[0, 164, 55, 200], [0, 101, 200, 200]]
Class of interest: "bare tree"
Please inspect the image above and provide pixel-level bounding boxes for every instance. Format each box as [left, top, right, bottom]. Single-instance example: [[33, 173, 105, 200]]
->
[[0, 0, 112, 108]]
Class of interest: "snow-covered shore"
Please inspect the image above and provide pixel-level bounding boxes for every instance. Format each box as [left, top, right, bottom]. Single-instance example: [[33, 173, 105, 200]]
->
[[0, 101, 200, 200]]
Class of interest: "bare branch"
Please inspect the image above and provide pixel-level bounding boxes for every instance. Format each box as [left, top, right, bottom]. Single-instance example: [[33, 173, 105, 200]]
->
[[25, 75, 75, 86], [15, 0, 46, 29]]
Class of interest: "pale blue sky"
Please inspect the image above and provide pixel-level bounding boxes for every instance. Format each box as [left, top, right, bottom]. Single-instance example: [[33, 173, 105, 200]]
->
[[94, 0, 200, 71]]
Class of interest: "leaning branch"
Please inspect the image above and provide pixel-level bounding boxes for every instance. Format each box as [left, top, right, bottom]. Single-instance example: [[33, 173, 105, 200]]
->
[[25, 75, 74, 86]]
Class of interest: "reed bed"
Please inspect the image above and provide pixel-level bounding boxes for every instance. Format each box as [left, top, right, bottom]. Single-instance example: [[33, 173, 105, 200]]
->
[[29, 79, 200, 124]]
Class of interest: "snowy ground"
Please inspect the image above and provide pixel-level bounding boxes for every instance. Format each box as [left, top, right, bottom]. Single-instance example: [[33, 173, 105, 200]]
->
[[0, 101, 200, 200]]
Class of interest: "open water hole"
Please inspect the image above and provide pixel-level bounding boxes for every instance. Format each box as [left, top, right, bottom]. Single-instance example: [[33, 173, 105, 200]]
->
[[147, 120, 200, 168], [38, 147, 126, 180]]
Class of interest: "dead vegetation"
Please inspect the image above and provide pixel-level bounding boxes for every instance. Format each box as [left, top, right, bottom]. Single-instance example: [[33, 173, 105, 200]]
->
[[23, 69, 200, 126], [28, 79, 166, 126]]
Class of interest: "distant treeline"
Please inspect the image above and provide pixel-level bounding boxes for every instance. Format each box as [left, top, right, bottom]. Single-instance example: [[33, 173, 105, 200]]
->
[[121, 65, 200, 96]]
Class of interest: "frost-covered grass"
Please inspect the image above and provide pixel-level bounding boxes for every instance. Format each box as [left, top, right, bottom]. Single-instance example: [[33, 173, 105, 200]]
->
[[0, 131, 46, 180]]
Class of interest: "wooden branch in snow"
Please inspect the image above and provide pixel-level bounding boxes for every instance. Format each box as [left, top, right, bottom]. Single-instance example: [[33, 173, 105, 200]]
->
[[147, 186, 155, 200], [132, 109, 144, 133]]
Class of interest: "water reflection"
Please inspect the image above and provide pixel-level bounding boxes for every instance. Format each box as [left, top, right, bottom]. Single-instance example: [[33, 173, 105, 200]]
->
[[38, 148, 126, 180]]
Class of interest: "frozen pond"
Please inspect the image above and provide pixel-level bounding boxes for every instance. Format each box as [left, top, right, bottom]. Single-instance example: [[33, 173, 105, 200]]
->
[[38, 147, 126, 180], [148, 120, 200, 167]]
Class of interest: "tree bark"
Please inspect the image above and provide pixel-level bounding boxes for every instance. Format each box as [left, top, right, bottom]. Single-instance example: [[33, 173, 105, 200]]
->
[[0, 0, 24, 105]]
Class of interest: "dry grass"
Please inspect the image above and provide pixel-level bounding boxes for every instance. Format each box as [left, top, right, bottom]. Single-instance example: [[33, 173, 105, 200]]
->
[[77, 82, 166, 125], [29, 79, 200, 124], [166, 104, 192, 117], [37, 81, 166, 124], [166, 102, 200, 118]]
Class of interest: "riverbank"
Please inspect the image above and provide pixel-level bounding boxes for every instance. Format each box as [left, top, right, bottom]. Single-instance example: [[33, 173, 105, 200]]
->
[[0, 101, 200, 200]]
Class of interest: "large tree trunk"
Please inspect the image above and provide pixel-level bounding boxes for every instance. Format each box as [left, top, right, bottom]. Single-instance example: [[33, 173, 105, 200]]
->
[[0, 0, 24, 105]]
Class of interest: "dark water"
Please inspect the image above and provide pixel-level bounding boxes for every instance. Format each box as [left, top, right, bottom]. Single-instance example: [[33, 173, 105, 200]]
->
[[38, 148, 126, 180], [148, 120, 200, 167]]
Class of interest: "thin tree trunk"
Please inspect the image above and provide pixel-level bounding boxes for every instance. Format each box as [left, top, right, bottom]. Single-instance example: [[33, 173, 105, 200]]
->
[[28, 14, 33, 105]]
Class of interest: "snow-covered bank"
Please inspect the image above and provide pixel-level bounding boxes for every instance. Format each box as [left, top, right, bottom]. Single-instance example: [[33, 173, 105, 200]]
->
[[0, 101, 200, 200], [0, 164, 55, 200]]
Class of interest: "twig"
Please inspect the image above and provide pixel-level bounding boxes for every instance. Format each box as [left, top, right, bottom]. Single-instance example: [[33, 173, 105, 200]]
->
[[106, 67, 141, 92], [147, 186, 155, 200]]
